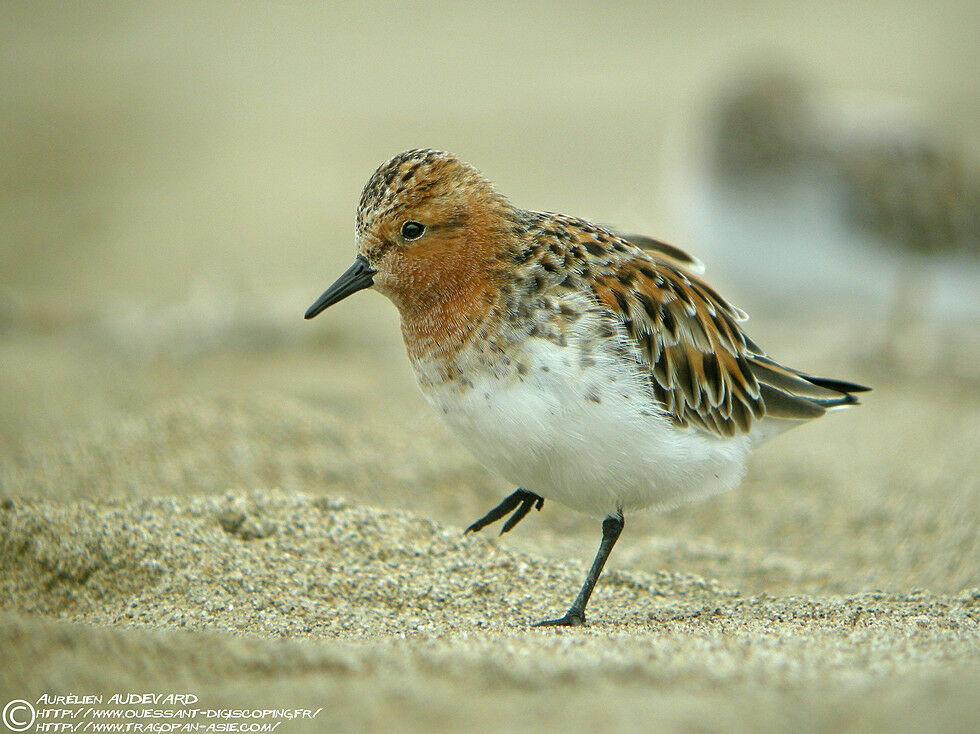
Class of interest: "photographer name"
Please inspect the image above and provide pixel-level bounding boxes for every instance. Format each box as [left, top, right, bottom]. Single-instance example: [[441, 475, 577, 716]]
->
[[36, 694, 200, 706]]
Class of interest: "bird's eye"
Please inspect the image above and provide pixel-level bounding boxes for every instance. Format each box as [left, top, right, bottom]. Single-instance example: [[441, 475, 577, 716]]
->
[[400, 221, 425, 241]]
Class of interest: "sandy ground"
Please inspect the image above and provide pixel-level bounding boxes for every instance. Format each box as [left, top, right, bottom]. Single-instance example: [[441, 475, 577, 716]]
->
[[2, 3, 979, 732]]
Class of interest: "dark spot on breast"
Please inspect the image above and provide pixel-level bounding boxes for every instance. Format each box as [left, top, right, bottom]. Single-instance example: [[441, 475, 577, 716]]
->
[[586, 391, 602, 404], [584, 242, 605, 257], [540, 365, 550, 372], [516, 362, 528, 376], [514, 248, 534, 264]]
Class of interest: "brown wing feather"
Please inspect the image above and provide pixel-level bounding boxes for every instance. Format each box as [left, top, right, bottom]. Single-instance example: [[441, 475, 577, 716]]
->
[[615, 232, 706, 274], [584, 245, 856, 438], [527, 219, 864, 438]]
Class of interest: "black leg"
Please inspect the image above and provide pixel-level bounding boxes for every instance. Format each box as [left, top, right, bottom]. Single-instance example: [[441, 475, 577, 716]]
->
[[465, 488, 544, 535], [534, 512, 624, 627]]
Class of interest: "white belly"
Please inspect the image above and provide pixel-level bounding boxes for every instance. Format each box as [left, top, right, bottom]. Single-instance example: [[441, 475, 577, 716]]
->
[[415, 337, 752, 518]]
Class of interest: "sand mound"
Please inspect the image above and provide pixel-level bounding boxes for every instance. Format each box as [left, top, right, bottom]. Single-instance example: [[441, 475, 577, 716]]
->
[[1, 489, 737, 636], [0, 488, 974, 646], [2, 489, 977, 733]]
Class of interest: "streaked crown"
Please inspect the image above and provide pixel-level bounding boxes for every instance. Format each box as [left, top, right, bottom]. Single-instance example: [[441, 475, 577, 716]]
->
[[356, 148, 501, 239]]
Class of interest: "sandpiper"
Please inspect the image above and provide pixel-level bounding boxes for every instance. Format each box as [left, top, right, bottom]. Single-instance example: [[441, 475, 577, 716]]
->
[[305, 149, 869, 626]]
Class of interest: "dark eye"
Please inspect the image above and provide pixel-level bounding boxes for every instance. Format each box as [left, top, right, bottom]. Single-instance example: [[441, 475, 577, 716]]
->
[[400, 221, 425, 240]]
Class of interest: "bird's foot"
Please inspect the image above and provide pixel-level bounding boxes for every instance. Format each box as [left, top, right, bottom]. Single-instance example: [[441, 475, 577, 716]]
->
[[532, 609, 586, 627], [465, 488, 544, 535]]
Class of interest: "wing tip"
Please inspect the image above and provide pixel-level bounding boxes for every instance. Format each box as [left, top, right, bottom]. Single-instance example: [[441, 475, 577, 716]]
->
[[805, 376, 872, 395], [805, 376, 871, 410], [619, 232, 707, 274]]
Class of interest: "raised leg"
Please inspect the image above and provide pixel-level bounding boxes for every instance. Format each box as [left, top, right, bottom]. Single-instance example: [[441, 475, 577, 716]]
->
[[465, 488, 544, 535], [534, 512, 624, 627]]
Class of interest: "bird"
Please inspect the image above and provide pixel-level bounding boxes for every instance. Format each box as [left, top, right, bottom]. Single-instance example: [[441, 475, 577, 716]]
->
[[305, 149, 869, 626], [708, 69, 979, 368]]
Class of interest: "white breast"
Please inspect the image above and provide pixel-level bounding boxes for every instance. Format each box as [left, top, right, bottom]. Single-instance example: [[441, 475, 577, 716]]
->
[[412, 326, 752, 519]]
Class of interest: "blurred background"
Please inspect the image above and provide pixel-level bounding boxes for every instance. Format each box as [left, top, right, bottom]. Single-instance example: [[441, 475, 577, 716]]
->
[[1, 2, 978, 594]]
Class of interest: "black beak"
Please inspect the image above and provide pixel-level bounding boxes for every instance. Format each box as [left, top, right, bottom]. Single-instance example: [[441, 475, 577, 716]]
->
[[304, 254, 377, 319]]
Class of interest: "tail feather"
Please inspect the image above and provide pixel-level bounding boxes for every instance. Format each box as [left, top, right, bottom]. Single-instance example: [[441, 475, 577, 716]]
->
[[748, 356, 870, 420], [799, 374, 870, 410], [804, 376, 872, 395]]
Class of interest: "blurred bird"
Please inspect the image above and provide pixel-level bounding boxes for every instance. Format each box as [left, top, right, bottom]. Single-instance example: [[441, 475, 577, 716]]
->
[[708, 69, 979, 368]]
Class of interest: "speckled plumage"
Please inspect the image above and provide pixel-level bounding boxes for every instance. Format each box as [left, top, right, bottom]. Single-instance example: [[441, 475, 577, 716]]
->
[[306, 149, 869, 625]]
